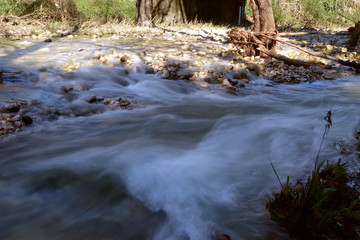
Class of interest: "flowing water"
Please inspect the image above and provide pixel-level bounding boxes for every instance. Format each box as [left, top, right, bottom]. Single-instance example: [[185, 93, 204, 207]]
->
[[1, 37, 360, 240]]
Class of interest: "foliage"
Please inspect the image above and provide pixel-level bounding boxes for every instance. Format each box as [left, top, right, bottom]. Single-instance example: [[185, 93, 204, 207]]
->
[[271, 0, 360, 28], [0, 0, 136, 24], [244, 0, 360, 28], [74, 0, 136, 23]]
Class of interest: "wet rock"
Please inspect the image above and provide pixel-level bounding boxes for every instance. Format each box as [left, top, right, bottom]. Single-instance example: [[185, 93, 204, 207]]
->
[[10, 115, 21, 122], [7, 104, 20, 113], [106, 99, 115, 105], [324, 75, 334, 80], [21, 115, 33, 125], [44, 38, 52, 43], [215, 233, 231, 240], [120, 55, 130, 63], [88, 95, 97, 103], [146, 67, 155, 74], [161, 70, 170, 78], [221, 79, 233, 88], [314, 69, 324, 75], [13, 121, 22, 128], [203, 77, 219, 84], [232, 71, 248, 80], [62, 85, 74, 93]]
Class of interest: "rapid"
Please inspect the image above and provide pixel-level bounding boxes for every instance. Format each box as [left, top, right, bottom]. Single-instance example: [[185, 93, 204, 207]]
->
[[0, 36, 360, 240]]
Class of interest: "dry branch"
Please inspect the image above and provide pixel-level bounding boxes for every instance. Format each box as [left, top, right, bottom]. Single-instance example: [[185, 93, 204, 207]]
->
[[337, 11, 357, 24], [262, 35, 360, 70], [279, 32, 351, 36], [258, 45, 311, 67], [227, 27, 360, 71]]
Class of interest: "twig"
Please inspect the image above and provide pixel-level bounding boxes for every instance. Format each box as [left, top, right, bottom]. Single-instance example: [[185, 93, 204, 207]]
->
[[337, 11, 357, 24], [7, 0, 22, 15]]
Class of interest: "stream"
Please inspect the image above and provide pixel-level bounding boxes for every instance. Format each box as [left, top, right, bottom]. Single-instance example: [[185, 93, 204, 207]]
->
[[1, 37, 360, 240]]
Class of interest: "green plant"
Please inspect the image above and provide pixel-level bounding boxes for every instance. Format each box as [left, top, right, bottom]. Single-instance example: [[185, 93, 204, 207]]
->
[[267, 111, 360, 239], [269, 0, 360, 28]]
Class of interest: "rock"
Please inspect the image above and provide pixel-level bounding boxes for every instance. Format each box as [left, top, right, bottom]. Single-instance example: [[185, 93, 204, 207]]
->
[[161, 70, 170, 78], [237, 82, 246, 88], [241, 78, 249, 84], [99, 56, 107, 64], [216, 233, 231, 240], [221, 79, 233, 88], [314, 69, 324, 75], [327, 70, 337, 75], [13, 121, 22, 128], [233, 71, 248, 80], [7, 104, 20, 113], [120, 55, 130, 63], [197, 51, 207, 56], [324, 75, 334, 80], [181, 45, 191, 50], [88, 95, 97, 103], [106, 99, 115, 105], [63, 85, 74, 93], [146, 67, 155, 74], [21, 115, 33, 125], [10, 115, 21, 122], [44, 38, 52, 43]]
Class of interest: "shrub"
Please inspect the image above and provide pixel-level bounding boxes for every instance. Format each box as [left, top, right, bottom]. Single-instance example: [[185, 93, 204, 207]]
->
[[0, 0, 136, 24]]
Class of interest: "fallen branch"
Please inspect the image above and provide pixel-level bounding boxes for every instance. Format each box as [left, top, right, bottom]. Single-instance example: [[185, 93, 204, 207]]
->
[[279, 32, 351, 36], [262, 34, 360, 70], [258, 45, 311, 68]]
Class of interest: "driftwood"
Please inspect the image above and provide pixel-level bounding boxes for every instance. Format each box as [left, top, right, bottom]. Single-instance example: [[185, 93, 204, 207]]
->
[[279, 32, 351, 36], [262, 35, 360, 70], [227, 27, 278, 57], [227, 27, 360, 71], [227, 27, 310, 67], [258, 45, 310, 67]]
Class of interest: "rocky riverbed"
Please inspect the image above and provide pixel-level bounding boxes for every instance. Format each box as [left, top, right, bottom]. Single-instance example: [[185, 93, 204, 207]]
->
[[1, 23, 360, 139]]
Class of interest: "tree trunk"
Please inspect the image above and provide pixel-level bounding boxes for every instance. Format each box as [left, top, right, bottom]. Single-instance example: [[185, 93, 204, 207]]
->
[[251, 0, 276, 32], [348, 22, 360, 47], [136, 0, 187, 26], [250, 0, 277, 54]]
